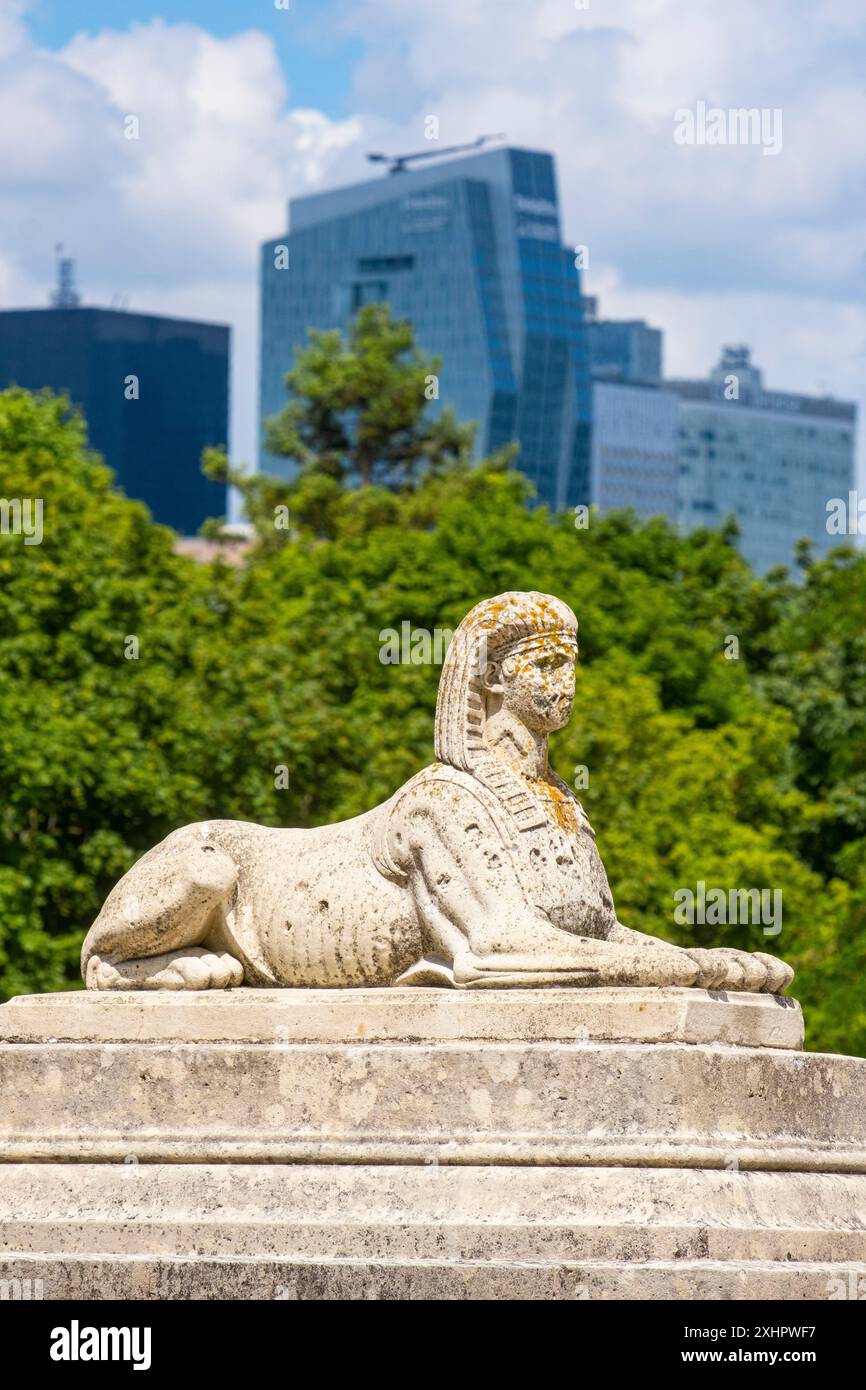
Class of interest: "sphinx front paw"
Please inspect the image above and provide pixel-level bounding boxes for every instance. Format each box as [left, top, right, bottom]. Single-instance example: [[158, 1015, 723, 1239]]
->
[[685, 947, 793, 994]]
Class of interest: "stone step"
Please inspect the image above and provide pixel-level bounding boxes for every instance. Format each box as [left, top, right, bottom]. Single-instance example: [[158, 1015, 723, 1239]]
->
[[3, 1252, 865, 1301], [1, 986, 863, 1300], [2, 1165, 866, 1265], [0, 984, 804, 1047], [0, 1035, 862, 1169]]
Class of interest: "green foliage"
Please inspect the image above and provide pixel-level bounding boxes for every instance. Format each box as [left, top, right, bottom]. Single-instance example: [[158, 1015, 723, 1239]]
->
[[263, 302, 477, 488], [204, 303, 510, 548], [1, 382, 864, 1058]]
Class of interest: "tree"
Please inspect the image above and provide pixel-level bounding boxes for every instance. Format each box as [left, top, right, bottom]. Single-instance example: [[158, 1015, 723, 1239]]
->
[[264, 302, 476, 488], [0, 389, 238, 995], [2, 384, 865, 1061], [203, 303, 483, 548]]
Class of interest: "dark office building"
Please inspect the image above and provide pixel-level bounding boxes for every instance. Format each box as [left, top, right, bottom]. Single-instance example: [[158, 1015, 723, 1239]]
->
[[0, 303, 229, 534]]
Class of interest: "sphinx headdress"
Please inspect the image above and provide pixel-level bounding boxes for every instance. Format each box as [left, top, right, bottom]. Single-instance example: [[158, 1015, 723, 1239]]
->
[[434, 591, 578, 775]]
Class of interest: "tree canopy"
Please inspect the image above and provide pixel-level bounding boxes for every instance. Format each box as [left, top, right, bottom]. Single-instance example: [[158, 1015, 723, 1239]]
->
[[262, 301, 477, 488], [1, 353, 864, 1056]]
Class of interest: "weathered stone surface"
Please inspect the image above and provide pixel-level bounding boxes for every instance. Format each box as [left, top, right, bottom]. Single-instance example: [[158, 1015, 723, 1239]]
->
[[4, 1164, 866, 1263], [0, 591, 851, 1301], [8, 1252, 866, 1302], [79, 592, 793, 995], [0, 985, 804, 1048], [3, 1010, 859, 1171], [2, 1165, 866, 1300], [1, 985, 864, 1299]]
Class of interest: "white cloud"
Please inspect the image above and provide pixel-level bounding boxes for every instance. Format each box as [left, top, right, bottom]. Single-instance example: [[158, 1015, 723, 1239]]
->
[[0, 10, 364, 464], [333, 0, 866, 486], [0, 0, 863, 491], [0, 0, 27, 58]]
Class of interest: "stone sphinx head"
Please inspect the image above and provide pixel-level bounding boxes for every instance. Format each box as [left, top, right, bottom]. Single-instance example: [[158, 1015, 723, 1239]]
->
[[435, 591, 578, 771]]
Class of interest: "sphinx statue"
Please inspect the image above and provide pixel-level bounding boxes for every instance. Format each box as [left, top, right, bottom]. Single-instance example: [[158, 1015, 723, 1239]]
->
[[82, 592, 793, 993]]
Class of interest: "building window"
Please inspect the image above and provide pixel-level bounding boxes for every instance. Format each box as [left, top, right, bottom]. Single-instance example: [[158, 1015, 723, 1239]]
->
[[351, 281, 388, 310], [356, 256, 415, 274]]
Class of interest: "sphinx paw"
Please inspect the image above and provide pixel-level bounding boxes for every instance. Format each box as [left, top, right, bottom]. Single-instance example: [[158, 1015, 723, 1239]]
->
[[87, 948, 244, 991], [161, 950, 245, 990], [686, 947, 791, 994], [644, 947, 701, 989], [753, 951, 794, 994], [685, 948, 740, 990]]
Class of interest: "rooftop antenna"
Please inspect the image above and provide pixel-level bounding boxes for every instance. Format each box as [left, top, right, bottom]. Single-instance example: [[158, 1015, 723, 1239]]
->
[[367, 133, 506, 175], [50, 243, 80, 308]]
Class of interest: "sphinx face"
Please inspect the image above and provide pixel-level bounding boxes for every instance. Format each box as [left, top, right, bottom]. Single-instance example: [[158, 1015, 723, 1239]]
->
[[497, 636, 577, 735]]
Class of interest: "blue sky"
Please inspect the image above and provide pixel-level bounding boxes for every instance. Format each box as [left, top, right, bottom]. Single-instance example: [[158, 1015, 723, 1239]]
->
[[2, 0, 864, 492], [27, 0, 363, 117]]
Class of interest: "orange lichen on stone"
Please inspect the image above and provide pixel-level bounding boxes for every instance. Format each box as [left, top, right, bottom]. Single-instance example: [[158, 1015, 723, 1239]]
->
[[529, 778, 581, 835]]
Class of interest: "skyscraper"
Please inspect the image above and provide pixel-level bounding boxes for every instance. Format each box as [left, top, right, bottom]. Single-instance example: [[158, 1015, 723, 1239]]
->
[[590, 380, 680, 521], [584, 300, 663, 385], [668, 347, 857, 572], [260, 144, 592, 509], [0, 271, 229, 535]]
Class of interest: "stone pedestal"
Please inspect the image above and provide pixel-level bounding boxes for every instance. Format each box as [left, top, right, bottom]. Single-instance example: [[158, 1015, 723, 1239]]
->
[[1, 986, 865, 1300]]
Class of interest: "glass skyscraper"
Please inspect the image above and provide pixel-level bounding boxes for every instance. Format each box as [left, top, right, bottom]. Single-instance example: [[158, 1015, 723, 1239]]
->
[[260, 145, 592, 509]]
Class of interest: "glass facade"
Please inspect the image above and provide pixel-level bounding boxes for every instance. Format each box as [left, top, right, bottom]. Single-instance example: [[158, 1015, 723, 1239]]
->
[[668, 351, 856, 572], [587, 318, 662, 384], [591, 381, 679, 519], [260, 146, 592, 509], [0, 307, 229, 534]]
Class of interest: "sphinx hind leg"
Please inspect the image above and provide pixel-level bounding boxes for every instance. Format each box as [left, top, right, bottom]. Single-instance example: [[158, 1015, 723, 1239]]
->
[[81, 825, 243, 990]]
